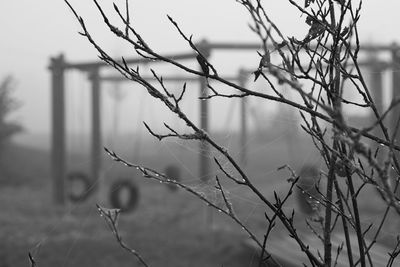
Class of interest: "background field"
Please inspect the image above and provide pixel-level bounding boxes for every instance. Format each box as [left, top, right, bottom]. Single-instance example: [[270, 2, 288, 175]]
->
[[1, 129, 399, 266]]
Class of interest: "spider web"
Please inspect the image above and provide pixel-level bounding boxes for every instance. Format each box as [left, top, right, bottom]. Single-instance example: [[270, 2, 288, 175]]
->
[[21, 63, 400, 267]]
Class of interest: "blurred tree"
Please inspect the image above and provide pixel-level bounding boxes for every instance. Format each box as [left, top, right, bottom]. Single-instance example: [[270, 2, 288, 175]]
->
[[0, 75, 22, 150]]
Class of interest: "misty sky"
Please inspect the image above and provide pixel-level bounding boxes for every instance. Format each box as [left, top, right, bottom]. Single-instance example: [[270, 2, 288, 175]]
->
[[1, 0, 399, 142]]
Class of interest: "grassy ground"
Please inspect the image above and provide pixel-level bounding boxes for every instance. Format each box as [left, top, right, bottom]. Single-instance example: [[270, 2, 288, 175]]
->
[[1, 132, 400, 266], [1, 132, 293, 267], [0, 185, 263, 267]]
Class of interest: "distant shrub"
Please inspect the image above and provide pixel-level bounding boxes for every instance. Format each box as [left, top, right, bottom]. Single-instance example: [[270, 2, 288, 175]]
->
[[0, 75, 22, 150]]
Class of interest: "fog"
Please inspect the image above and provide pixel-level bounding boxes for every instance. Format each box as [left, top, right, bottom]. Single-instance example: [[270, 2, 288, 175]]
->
[[2, 2, 400, 266]]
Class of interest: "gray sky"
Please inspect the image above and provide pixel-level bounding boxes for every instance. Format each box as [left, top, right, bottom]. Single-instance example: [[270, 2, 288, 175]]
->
[[1, 0, 399, 139]]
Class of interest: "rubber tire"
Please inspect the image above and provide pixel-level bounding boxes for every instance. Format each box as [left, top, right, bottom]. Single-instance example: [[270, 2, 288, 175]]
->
[[296, 165, 320, 216], [164, 165, 181, 192], [68, 172, 93, 203], [109, 179, 139, 212]]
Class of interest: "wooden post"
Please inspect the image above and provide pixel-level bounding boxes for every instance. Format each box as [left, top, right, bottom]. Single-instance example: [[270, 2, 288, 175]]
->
[[392, 43, 400, 162], [238, 69, 248, 166], [368, 53, 384, 156], [49, 54, 66, 205], [197, 40, 215, 230], [89, 68, 102, 192], [198, 40, 212, 183], [199, 77, 210, 183], [370, 60, 384, 115]]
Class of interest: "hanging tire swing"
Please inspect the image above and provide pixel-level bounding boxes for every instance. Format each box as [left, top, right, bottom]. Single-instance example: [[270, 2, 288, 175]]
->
[[296, 165, 320, 216], [109, 179, 139, 212], [164, 165, 181, 192], [67, 172, 94, 202]]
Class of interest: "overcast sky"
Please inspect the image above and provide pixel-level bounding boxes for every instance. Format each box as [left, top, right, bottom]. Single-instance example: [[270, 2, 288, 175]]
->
[[1, 0, 399, 142]]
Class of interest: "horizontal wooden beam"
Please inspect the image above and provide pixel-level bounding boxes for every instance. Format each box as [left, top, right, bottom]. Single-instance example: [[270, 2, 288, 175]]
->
[[239, 59, 393, 76], [99, 75, 240, 82], [63, 52, 198, 70], [99, 59, 392, 85], [208, 42, 399, 52]]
